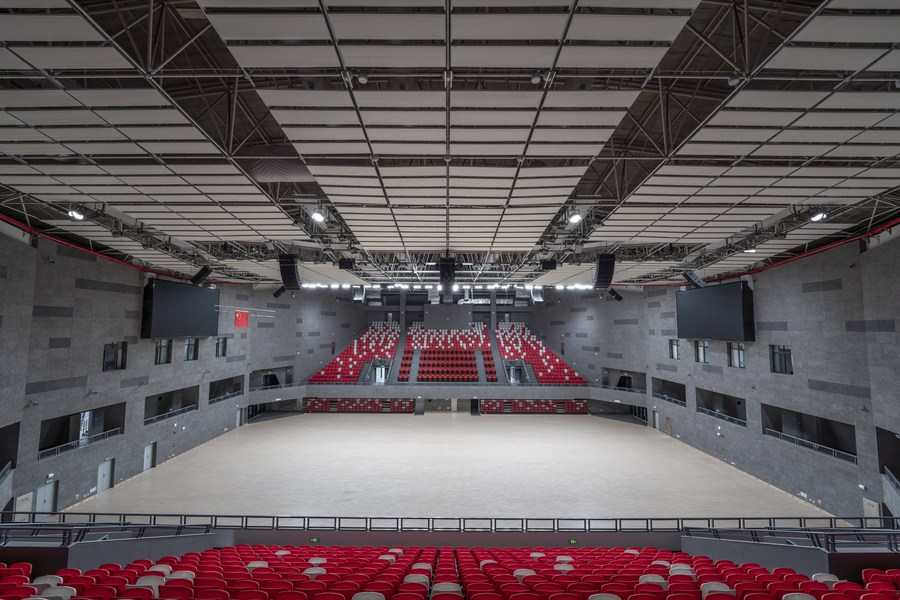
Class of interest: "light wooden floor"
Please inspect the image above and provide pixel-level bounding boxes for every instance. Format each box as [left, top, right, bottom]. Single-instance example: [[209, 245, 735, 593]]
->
[[68, 413, 830, 519]]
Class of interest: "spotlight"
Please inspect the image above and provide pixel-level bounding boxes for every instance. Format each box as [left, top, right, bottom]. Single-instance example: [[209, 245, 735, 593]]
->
[[67, 209, 84, 221], [531, 72, 543, 85], [727, 75, 742, 87], [607, 289, 623, 302], [357, 73, 369, 85], [311, 208, 326, 223], [567, 209, 582, 224], [743, 247, 757, 253], [810, 210, 828, 222], [272, 285, 287, 298]]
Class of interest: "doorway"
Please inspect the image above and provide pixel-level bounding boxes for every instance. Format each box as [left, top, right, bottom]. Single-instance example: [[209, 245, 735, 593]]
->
[[653, 411, 660, 430], [35, 480, 58, 518], [143, 442, 157, 471], [97, 459, 114, 493]]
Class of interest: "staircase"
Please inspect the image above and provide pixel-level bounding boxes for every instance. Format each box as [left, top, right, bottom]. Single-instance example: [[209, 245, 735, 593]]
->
[[556, 401, 566, 414], [381, 400, 392, 413], [388, 329, 407, 383], [474, 350, 487, 383], [489, 332, 509, 384]]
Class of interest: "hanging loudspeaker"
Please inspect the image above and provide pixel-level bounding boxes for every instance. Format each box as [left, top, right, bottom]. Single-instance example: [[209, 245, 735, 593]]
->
[[278, 254, 302, 290], [592, 254, 616, 290]]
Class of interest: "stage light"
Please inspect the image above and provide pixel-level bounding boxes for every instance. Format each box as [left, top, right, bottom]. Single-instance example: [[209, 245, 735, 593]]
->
[[311, 208, 326, 223], [357, 73, 369, 85], [743, 247, 757, 253], [567, 209, 582, 224], [810, 211, 828, 222], [531, 72, 543, 85], [67, 209, 84, 221]]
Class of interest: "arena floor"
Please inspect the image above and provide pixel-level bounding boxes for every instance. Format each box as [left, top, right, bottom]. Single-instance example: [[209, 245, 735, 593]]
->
[[68, 413, 830, 519]]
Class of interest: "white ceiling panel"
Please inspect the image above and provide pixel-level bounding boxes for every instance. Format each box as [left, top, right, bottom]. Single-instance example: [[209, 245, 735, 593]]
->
[[451, 111, 536, 126], [229, 46, 339, 68], [95, 109, 189, 125], [765, 47, 884, 71], [726, 90, 828, 109], [794, 16, 900, 43], [273, 109, 359, 125], [342, 46, 446, 68], [707, 111, 799, 127], [557, 46, 669, 69], [818, 93, 900, 109], [362, 110, 446, 126], [451, 46, 556, 68], [450, 128, 529, 142], [14, 47, 131, 70], [452, 14, 566, 39], [0, 90, 80, 107], [331, 14, 445, 39], [568, 15, 689, 41], [208, 14, 329, 40], [356, 91, 445, 108], [0, 16, 103, 42], [451, 91, 542, 109]]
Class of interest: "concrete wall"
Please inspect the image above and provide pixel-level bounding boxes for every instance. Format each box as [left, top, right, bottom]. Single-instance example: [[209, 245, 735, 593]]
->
[[527, 235, 900, 517], [0, 228, 365, 513]]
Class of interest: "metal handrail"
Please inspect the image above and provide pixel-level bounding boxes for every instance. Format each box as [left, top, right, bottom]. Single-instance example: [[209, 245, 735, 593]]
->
[[38, 428, 124, 460], [601, 384, 647, 394], [0, 461, 11, 485], [697, 406, 747, 427], [249, 381, 301, 391], [3, 511, 896, 533], [0, 522, 212, 547], [884, 466, 900, 493], [683, 526, 900, 553], [143, 404, 198, 425], [209, 390, 244, 405], [652, 392, 687, 406], [762, 428, 857, 464]]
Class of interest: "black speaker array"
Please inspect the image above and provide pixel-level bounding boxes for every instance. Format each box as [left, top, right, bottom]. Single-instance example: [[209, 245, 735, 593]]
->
[[592, 254, 616, 290], [278, 254, 302, 290], [190, 266, 213, 286]]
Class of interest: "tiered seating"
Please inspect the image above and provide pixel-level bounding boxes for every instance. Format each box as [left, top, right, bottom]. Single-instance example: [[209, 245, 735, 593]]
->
[[310, 322, 400, 383], [496, 323, 587, 385], [305, 398, 414, 413], [3, 546, 893, 600], [399, 323, 496, 383], [478, 400, 588, 414]]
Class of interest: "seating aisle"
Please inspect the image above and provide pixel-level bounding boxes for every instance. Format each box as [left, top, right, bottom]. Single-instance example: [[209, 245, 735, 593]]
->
[[0, 545, 893, 600], [399, 323, 496, 383], [310, 322, 400, 384], [496, 323, 586, 385]]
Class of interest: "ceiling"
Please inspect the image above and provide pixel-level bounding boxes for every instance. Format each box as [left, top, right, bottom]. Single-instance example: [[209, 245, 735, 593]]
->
[[0, 0, 898, 287]]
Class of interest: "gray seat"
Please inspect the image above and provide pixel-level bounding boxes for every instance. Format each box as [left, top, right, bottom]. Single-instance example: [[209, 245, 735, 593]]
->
[[303, 568, 326, 580], [587, 594, 622, 600], [529, 553, 545, 560], [554, 564, 574, 572], [378, 555, 396, 564], [308, 558, 327, 566], [639, 575, 668, 590], [413, 563, 434, 572], [555, 556, 574, 564], [168, 572, 195, 581], [431, 584, 461, 595], [33, 577, 63, 589], [275, 550, 291, 557], [404, 574, 430, 590], [782, 594, 815, 600], [388, 547, 404, 556], [353, 593, 386, 600], [42, 588, 78, 600], [479, 560, 496, 569], [701, 583, 734, 599], [514, 569, 537, 583]]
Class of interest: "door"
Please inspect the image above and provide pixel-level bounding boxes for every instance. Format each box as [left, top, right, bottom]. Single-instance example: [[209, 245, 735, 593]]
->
[[666, 417, 673, 436], [143, 442, 157, 471], [653, 411, 660, 430], [35, 480, 58, 519], [235, 408, 243, 428], [14, 492, 33, 522], [97, 459, 114, 493]]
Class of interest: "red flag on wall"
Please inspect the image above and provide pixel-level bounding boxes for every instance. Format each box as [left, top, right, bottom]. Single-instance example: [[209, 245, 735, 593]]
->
[[234, 310, 249, 328]]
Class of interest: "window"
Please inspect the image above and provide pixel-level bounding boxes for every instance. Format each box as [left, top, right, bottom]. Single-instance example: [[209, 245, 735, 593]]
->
[[694, 340, 710, 364], [668, 339, 680, 360], [770, 344, 793, 374], [184, 338, 199, 361], [728, 342, 745, 368], [154, 339, 172, 365], [102, 341, 127, 371], [215, 336, 228, 357]]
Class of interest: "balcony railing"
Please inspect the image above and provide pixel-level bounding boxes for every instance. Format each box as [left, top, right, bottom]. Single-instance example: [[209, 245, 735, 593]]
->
[[601, 384, 647, 394], [209, 390, 244, 405], [653, 392, 687, 407], [697, 406, 747, 427], [763, 428, 857, 465], [249, 381, 301, 392], [885, 466, 900, 494], [38, 428, 123, 461], [144, 404, 198, 425]]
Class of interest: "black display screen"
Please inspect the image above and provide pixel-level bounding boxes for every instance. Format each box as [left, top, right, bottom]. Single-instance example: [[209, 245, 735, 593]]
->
[[676, 281, 755, 342], [141, 279, 220, 339]]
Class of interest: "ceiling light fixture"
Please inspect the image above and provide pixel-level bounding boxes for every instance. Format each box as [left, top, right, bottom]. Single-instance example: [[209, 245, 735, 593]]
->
[[567, 208, 582, 224], [531, 72, 543, 85], [311, 208, 326, 223], [743, 247, 757, 253], [357, 74, 368, 85], [810, 210, 828, 222], [67, 208, 85, 221]]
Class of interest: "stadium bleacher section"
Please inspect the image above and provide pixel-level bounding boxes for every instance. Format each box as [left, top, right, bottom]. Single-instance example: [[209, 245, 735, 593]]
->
[[309, 323, 400, 384], [496, 323, 587, 385], [479, 400, 588, 414], [0, 545, 894, 600], [306, 398, 414, 413], [399, 323, 496, 383]]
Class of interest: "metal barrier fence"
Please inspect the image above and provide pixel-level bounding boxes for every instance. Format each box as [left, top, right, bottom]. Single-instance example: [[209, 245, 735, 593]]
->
[[762, 428, 858, 464], [2, 512, 896, 533], [0, 522, 213, 547], [683, 527, 900, 552], [144, 405, 198, 425], [697, 406, 748, 427], [652, 392, 687, 407], [38, 428, 124, 461]]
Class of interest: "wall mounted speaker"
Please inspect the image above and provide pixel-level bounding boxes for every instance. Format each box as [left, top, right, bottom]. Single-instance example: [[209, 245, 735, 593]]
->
[[683, 271, 708, 288], [190, 266, 213, 286]]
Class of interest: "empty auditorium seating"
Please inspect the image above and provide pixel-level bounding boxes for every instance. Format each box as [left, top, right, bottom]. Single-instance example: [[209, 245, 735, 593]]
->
[[306, 398, 414, 413], [399, 323, 496, 383], [2, 546, 893, 600], [310, 322, 400, 383], [496, 323, 587, 385], [479, 399, 588, 414]]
